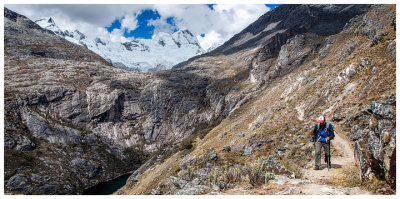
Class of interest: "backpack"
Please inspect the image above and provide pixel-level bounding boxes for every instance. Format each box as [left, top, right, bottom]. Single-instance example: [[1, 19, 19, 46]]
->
[[317, 121, 335, 140]]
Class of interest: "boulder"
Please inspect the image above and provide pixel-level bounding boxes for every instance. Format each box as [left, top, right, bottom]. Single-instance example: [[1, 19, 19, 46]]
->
[[88, 163, 101, 179], [347, 96, 396, 187], [222, 146, 231, 152], [239, 145, 253, 156], [6, 174, 28, 191], [206, 149, 218, 161], [16, 136, 36, 151], [176, 178, 210, 195], [39, 182, 59, 194], [171, 176, 188, 189], [4, 136, 16, 149]]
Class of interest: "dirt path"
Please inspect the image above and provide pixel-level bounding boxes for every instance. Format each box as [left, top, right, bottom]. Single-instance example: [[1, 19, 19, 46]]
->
[[269, 126, 371, 195], [216, 126, 372, 195], [295, 126, 370, 195], [303, 126, 354, 184]]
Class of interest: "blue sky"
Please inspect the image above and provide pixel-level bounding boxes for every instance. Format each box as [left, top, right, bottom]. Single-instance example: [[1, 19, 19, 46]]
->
[[106, 9, 163, 39], [266, 4, 280, 10]]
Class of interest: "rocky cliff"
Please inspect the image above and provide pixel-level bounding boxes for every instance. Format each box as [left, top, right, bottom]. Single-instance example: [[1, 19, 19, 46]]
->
[[118, 5, 395, 194], [4, 4, 396, 195], [4, 7, 249, 194]]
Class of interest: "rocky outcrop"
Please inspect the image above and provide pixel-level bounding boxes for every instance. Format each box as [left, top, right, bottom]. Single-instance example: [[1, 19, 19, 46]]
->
[[4, 4, 396, 195], [249, 33, 321, 85], [119, 4, 395, 195], [347, 96, 396, 189], [3, 7, 249, 194], [210, 5, 370, 56]]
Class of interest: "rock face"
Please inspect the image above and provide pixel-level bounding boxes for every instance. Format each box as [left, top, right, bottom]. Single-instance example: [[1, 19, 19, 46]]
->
[[4, 7, 245, 194], [4, 4, 396, 195], [176, 4, 369, 69], [118, 4, 395, 195], [347, 96, 396, 189]]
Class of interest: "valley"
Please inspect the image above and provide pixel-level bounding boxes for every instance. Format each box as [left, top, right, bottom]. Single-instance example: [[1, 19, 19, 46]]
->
[[3, 4, 396, 195]]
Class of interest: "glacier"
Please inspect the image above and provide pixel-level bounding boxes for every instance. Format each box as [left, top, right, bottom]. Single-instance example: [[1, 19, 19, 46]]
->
[[35, 18, 205, 72]]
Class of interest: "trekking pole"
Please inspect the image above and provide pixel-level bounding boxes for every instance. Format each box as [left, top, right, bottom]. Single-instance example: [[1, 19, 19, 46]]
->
[[328, 140, 331, 171]]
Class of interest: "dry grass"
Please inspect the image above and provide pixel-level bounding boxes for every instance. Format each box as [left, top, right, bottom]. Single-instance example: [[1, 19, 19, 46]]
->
[[177, 159, 276, 190], [362, 177, 395, 194], [115, 6, 396, 195], [325, 166, 362, 188], [122, 152, 181, 194]]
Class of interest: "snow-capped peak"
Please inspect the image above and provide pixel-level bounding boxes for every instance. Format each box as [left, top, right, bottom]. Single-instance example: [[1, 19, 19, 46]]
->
[[153, 32, 177, 47], [34, 17, 87, 43], [206, 40, 225, 52], [35, 17, 205, 72], [172, 29, 200, 47], [47, 17, 55, 25], [35, 17, 62, 33]]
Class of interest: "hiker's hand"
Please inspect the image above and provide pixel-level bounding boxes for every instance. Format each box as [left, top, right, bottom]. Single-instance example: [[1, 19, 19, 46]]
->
[[312, 142, 315, 146], [326, 137, 330, 141]]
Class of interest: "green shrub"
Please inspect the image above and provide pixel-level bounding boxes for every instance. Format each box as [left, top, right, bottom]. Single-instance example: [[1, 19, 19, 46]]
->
[[282, 160, 303, 178], [242, 161, 275, 187]]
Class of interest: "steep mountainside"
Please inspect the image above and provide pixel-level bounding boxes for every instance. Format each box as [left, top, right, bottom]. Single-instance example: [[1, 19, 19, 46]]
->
[[35, 17, 204, 72], [118, 4, 396, 195], [4, 4, 396, 195], [4, 7, 251, 194]]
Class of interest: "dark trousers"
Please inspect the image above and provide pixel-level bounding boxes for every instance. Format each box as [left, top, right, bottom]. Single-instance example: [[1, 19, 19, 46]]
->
[[315, 142, 330, 168]]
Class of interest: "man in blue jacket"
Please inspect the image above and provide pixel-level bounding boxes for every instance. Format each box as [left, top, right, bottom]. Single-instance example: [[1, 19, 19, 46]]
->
[[312, 116, 334, 170]]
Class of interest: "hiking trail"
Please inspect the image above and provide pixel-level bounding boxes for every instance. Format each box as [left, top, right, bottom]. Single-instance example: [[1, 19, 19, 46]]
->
[[217, 126, 372, 195], [296, 126, 370, 195]]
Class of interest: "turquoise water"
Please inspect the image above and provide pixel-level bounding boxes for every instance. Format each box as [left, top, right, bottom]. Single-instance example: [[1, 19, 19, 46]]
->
[[83, 173, 132, 195]]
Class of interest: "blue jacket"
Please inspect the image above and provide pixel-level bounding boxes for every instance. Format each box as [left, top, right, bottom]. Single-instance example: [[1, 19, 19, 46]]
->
[[312, 122, 334, 143]]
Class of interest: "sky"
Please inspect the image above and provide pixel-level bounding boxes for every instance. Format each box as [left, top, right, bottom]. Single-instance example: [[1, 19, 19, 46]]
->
[[5, 4, 277, 50]]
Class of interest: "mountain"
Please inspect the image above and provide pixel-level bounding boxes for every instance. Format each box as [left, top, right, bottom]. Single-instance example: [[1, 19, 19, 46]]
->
[[35, 17, 205, 72], [120, 4, 396, 195], [4, 7, 224, 194], [4, 4, 396, 195], [205, 40, 225, 52]]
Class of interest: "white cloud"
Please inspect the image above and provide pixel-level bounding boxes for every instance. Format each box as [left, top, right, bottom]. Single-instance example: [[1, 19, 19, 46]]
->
[[148, 18, 176, 34], [197, 30, 223, 51], [5, 4, 151, 28], [152, 5, 216, 35], [83, 27, 128, 43], [5, 4, 271, 50], [213, 4, 269, 33], [5, 4, 151, 39], [109, 28, 130, 43], [121, 13, 139, 31], [150, 4, 269, 49]]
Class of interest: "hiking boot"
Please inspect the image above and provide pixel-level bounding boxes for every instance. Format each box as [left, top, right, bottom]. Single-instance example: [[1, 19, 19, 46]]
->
[[313, 166, 319, 170]]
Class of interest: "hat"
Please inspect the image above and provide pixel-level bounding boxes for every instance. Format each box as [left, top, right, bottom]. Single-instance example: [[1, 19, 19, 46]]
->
[[318, 116, 325, 123]]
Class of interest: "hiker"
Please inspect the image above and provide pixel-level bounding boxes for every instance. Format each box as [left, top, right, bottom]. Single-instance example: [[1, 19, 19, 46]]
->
[[311, 116, 335, 170]]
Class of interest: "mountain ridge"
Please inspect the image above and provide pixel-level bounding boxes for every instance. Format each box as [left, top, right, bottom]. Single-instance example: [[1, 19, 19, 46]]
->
[[4, 4, 396, 195], [119, 4, 396, 195], [34, 16, 205, 72], [173, 4, 370, 69]]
